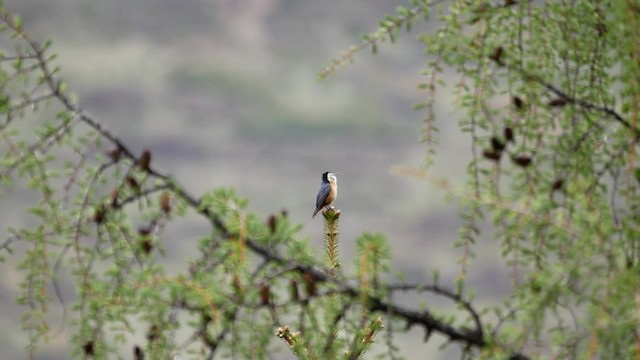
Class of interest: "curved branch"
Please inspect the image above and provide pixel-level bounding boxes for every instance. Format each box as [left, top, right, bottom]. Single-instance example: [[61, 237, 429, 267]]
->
[[388, 283, 484, 340]]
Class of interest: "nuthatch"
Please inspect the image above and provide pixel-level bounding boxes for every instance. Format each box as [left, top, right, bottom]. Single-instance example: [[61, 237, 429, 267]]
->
[[312, 171, 337, 218]]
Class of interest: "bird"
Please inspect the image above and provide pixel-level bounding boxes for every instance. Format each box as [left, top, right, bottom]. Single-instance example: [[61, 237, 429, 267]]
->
[[312, 171, 337, 218]]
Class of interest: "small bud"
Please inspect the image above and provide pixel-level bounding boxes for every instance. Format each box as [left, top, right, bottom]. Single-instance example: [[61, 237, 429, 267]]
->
[[302, 271, 316, 297], [138, 226, 152, 237], [512, 155, 532, 167], [512, 96, 524, 109], [139, 149, 151, 171], [276, 326, 296, 347], [159, 192, 171, 214], [126, 176, 140, 190], [548, 98, 568, 107], [504, 127, 515, 143], [551, 178, 564, 191], [482, 149, 502, 162], [133, 345, 144, 360], [491, 136, 506, 152], [267, 214, 277, 234], [83, 341, 94, 355], [106, 146, 122, 163], [140, 239, 153, 255], [259, 282, 270, 305], [280, 209, 288, 218], [276, 326, 287, 338], [93, 204, 106, 224], [289, 279, 299, 302], [489, 46, 504, 65]]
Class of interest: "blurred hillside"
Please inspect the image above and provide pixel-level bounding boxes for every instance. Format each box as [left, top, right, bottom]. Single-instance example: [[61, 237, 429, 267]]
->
[[1, 1, 509, 359]]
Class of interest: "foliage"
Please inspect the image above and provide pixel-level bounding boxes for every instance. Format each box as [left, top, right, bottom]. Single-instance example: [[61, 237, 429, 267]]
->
[[1, 0, 639, 359], [327, 0, 640, 358]]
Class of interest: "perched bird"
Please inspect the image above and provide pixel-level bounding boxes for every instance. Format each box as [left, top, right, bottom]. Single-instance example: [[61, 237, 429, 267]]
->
[[312, 172, 338, 218]]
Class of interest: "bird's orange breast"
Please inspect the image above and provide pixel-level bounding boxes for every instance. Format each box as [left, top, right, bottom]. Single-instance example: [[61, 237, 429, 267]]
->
[[325, 182, 337, 205]]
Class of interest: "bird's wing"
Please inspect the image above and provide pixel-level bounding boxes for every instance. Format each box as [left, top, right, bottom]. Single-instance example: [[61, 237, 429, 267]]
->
[[315, 183, 331, 209]]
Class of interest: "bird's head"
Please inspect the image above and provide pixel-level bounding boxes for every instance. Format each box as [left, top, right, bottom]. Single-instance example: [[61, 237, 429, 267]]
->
[[322, 171, 337, 183]]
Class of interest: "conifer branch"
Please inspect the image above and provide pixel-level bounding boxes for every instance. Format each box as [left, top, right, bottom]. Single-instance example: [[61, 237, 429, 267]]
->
[[323, 208, 341, 277], [344, 317, 384, 360]]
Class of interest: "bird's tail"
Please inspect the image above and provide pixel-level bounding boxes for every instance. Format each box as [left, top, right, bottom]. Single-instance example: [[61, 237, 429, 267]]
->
[[312, 208, 320, 218]]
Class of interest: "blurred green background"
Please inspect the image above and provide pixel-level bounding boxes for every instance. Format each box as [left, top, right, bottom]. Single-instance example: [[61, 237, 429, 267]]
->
[[1, 1, 510, 358]]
